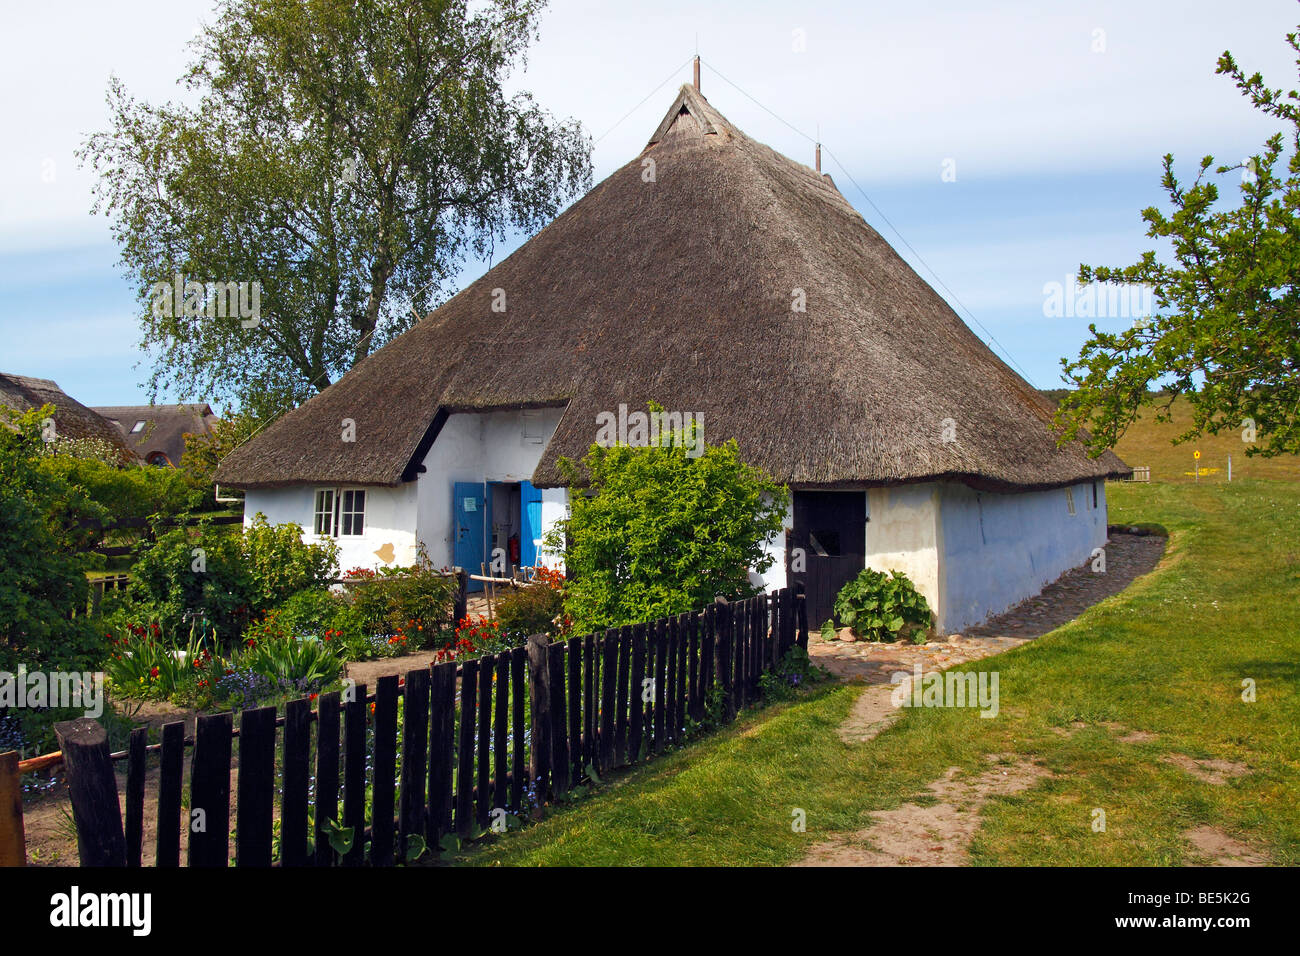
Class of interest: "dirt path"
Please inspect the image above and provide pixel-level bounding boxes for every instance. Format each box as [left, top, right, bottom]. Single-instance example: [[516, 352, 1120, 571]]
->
[[795, 532, 1166, 867], [795, 756, 1050, 866]]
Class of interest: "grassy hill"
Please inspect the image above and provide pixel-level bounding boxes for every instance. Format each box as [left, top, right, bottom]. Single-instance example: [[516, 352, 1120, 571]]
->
[[1108, 396, 1300, 483]]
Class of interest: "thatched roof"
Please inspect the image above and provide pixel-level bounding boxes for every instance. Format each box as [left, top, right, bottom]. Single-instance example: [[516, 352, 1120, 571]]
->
[[0, 373, 138, 464], [217, 85, 1128, 492], [94, 403, 220, 467]]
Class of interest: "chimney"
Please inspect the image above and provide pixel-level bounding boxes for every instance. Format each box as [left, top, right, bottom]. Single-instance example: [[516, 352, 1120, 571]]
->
[[693, 55, 700, 92], [815, 142, 821, 173]]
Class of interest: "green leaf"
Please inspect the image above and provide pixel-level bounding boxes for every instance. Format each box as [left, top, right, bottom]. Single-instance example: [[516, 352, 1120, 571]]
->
[[404, 833, 427, 863]]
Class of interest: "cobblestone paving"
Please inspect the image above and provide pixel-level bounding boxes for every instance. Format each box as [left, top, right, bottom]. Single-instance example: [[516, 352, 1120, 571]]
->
[[809, 532, 1167, 684]]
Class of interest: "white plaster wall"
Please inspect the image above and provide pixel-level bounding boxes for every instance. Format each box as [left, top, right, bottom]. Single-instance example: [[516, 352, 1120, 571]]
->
[[415, 407, 564, 567], [537, 487, 568, 570], [864, 484, 942, 613], [754, 497, 792, 592], [937, 480, 1108, 633], [244, 482, 419, 572]]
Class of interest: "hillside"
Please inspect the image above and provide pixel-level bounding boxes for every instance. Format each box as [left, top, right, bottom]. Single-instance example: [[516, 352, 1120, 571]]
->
[[1039, 392, 1300, 484]]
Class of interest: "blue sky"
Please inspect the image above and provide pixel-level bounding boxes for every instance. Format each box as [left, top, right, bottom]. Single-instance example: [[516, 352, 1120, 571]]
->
[[2, 0, 1297, 409]]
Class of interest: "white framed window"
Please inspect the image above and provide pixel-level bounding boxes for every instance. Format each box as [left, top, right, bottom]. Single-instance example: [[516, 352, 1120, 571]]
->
[[313, 489, 335, 536], [314, 487, 366, 536], [339, 489, 366, 536], [131, 420, 147, 433], [1065, 487, 1076, 516]]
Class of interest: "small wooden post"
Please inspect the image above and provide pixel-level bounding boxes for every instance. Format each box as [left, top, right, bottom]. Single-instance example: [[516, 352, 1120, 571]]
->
[[55, 718, 126, 867], [526, 634, 552, 803], [453, 568, 469, 624], [714, 597, 735, 723], [0, 750, 25, 867], [794, 582, 809, 650]]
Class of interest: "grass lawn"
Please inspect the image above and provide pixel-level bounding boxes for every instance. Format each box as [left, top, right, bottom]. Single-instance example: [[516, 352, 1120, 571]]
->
[[452, 478, 1300, 866]]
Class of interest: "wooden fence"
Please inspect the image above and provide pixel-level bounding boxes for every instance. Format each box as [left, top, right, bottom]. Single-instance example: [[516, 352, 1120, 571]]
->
[[79, 513, 245, 560], [2, 585, 807, 867]]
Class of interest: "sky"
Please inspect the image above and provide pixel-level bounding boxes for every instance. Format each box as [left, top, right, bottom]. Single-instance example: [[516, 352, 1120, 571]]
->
[[1, 0, 1297, 409]]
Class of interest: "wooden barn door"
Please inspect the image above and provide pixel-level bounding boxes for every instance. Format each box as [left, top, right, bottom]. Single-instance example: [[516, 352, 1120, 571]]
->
[[789, 491, 866, 628]]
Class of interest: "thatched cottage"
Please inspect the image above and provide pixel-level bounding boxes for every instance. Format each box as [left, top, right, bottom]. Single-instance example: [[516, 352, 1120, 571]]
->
[[215, 82, 1129, 633], [0, 372, 137, 465], [94, 403, 221, 468]]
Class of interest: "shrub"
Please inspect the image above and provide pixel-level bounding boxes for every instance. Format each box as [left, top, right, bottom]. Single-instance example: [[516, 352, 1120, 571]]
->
[[0, 406, 103, 672], [495, 582, 565, 639], [103, 620, 214, 699], [548, 411, 788, 634], [127, 514, 338, 644], [831, 568, 933, 643], [342, 550, 456, 648], [241, 517, 338, 611], [38, 452, 206, 523], [240, 635, 341, 688]]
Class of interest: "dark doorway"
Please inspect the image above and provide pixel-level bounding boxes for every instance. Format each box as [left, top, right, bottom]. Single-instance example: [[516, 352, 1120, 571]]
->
[[788, 491, 866, 627]]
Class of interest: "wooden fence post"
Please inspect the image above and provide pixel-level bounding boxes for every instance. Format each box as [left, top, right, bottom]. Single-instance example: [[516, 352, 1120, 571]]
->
[[714, 597, 735, 723], [0, 751, 25, 867], [794, 582, 808, 650], [54, 718, 126, 867], [453, 568, 469, 624], [526, 634, 552, 804]]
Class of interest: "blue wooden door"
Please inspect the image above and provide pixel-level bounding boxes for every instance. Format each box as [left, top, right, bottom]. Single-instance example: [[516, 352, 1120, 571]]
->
[[453, 481, 485, 592], [520, 480, 543, 568]]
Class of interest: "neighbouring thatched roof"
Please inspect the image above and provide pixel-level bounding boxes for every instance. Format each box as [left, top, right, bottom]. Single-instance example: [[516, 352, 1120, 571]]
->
[[0, 373, 138, 464], [216, 85, 1129, 492], [94, 403, 220, 467]]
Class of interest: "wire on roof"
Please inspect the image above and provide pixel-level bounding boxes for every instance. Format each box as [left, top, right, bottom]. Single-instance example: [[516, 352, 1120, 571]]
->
[[701, 57, 1039, 389]]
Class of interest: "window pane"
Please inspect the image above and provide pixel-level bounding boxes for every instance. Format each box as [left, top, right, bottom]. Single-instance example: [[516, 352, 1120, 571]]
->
[[314, 490, 334, 535]]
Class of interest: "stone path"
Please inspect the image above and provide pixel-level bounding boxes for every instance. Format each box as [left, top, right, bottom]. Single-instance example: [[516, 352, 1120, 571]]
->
[[808, 531, 1167, 683]]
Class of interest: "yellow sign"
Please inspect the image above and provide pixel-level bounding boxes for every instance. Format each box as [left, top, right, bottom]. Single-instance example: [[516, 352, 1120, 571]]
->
[[1193, 450, 1201, 460]]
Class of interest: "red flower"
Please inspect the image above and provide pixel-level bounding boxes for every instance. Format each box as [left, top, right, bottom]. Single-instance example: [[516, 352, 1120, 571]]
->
[[149, 666, 159, 678]]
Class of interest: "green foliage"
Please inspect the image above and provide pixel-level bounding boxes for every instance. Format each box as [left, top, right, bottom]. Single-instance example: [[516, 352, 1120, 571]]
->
[[1056, 25, 1300, 459], [832, 568, 933, 643], [241, 516, 338, 611], [548, 414, 788, 634], [0, 406, 102, 672], [180, 410, 263, 489], [494, 583, 564, 640], [103, 621, 214, 698], [127, 513, 338, 643], [240, 634, 341, 687], [80, 0, 592, 410], [759, 646, 829, 702], [38, 453, 205, 524], [341, 551, 456, 648]]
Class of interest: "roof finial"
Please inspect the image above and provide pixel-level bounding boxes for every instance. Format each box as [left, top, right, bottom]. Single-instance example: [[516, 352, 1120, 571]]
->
[[693, 54, 701, 93], [815, 124, 821, 173]]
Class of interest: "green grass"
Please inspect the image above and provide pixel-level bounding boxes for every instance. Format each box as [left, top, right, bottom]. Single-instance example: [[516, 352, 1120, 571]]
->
[[452, 478, 1300, 866]]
